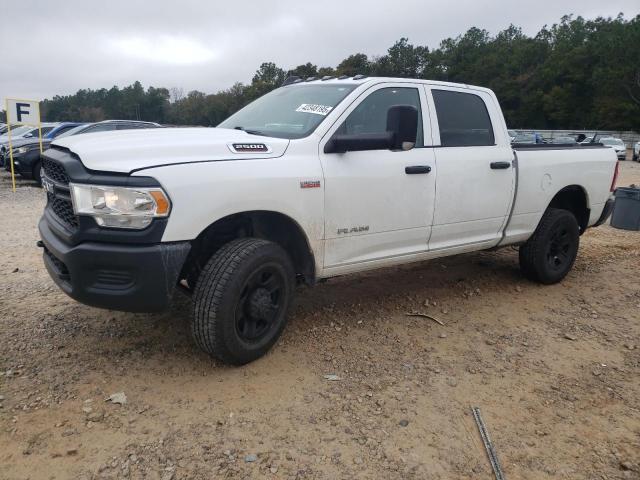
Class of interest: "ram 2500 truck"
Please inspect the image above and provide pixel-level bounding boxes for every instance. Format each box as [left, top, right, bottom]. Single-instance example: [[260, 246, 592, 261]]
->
[[38, 76, 618, 365]]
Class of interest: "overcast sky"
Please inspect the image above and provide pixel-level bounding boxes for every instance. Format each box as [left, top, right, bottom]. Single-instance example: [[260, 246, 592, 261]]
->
[[1, 0, 638, 101]]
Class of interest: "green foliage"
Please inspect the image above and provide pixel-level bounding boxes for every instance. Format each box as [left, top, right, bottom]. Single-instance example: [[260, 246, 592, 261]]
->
[[40, 14, 639, 130]]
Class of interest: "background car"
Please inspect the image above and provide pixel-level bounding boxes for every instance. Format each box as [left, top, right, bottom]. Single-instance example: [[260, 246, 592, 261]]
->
[[599, 137, 627, 160], [54, 119, 161, 140], [42, 122, 85, 140], [513, 132, 546, 144], [0, 123, 59, 160], [4, 120, 161, 184], [552, 136, 577, 144], [507, 129, 518, 142], [633, 141, 639, 162], [0, 124, 20, 135], [0, 123, 57, 143], [1, 123, 83, 168]]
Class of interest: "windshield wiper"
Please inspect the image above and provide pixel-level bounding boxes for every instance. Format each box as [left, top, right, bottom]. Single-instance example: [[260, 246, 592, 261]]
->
[[234, 126, 267, 136]]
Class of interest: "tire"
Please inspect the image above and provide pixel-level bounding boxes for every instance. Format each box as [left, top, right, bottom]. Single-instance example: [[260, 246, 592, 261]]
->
[[519, 208, 580, 285], [192, 238, 295, 365], [33, 161, 42, 186]]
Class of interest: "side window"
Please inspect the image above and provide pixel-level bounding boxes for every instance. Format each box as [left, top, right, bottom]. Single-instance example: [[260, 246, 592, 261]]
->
[[85, 124, 116, 133], [432, 90, 495, 147], [51, 126, 74, 138], [117, 123, 145, 130], [340, 87, 424, 147]]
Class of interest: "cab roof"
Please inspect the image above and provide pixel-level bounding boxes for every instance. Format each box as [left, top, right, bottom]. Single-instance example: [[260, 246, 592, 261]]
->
[[282, 75, 491, 94]]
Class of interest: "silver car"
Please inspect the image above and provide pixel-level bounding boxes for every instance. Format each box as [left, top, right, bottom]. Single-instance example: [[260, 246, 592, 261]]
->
[[600, 137, 627, 160]]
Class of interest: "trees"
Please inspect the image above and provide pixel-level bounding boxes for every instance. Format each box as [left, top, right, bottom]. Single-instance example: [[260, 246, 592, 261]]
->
[[39, 14, 639, 131]]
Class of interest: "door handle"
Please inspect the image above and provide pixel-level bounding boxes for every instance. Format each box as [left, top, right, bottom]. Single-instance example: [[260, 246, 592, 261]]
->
[[405, 165, 431, 174], [490, 161, 511, 169]]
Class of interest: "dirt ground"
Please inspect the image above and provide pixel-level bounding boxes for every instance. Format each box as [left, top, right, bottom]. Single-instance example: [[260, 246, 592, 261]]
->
[[1, 159, 639, 480]]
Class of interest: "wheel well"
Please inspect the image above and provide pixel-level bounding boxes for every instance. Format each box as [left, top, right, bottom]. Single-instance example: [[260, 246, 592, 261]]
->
[[548, 186, 590, 233], [181, 211, 316, 288]]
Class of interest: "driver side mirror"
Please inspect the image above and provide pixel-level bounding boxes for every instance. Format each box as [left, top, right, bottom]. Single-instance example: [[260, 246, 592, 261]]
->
[[24, 132, 34, 138], [324, 104, 419, 154]]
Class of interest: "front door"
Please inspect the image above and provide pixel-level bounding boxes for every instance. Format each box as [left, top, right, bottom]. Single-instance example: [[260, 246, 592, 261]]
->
[[320, 83, 437, 269]]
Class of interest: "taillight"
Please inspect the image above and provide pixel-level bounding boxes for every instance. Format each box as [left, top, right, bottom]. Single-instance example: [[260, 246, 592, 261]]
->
[[610, 161, 619, 192]]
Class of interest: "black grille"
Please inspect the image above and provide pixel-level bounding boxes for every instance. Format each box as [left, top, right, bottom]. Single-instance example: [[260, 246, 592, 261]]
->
[[49, 193, 79, 229], [43, 157, 69, 185]]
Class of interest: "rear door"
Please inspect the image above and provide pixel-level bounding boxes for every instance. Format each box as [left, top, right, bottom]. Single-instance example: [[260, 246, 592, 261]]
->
[[425, 86, 515, 250]]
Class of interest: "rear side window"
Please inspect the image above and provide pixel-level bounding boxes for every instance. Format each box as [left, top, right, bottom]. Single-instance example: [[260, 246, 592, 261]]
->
[[432, 90, 494, 147]]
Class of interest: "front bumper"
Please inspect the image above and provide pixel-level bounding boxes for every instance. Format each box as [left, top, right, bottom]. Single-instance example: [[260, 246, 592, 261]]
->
[[39, 217, 190, 312], [593, 197, 615, 227], [616, 151, 626, 160]]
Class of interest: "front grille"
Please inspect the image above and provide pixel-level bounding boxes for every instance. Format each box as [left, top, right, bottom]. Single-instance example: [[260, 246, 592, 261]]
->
[[49, 193, 79, 229], [43, 157, 69, 185], [42, 155, 79, 232]]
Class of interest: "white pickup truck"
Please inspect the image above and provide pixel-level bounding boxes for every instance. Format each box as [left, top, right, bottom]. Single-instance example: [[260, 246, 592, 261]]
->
[[38, 76, 618, 364]]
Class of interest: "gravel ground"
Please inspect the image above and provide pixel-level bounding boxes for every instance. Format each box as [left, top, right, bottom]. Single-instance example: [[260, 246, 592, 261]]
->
[[1, 161, 639, 480]]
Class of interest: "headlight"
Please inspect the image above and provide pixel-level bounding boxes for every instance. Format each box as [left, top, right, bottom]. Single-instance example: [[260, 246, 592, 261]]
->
[[69, 183, 171, 229], [13, 147, 28, 155]]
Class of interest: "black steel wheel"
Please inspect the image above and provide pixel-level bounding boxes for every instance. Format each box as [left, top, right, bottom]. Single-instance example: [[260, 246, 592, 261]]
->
[[235, 264, 286, 342]]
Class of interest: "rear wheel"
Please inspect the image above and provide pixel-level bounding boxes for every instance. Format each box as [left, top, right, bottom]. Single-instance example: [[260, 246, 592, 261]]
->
[[519, 208, 580, 284], [192, 238, 295, 365]]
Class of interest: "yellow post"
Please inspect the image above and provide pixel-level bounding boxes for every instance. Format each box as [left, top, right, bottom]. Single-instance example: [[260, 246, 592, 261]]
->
[[5, 99, 16, 192], [38, 121, 43, 155]]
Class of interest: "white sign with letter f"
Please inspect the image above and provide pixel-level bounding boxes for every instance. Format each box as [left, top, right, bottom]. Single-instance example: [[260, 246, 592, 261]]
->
[[6, 98, 40, 125]]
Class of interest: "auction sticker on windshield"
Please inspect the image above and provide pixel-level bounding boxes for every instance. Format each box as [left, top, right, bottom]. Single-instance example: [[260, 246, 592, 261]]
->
[[296, 104, 333, 116]]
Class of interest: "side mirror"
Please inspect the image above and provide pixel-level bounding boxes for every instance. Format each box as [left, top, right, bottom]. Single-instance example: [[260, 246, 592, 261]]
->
[[386, 104, 418, 150], [324, 104, 419, 154], [324, 131, 394, 154], [24, 132, 33, 138]]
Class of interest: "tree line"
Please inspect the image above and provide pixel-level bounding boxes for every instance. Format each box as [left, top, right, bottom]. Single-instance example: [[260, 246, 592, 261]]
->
[[5, 14, 639, 131]]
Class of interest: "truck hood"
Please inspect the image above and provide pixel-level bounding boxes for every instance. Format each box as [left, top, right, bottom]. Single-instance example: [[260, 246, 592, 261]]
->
[[51, 127, 290, 173]]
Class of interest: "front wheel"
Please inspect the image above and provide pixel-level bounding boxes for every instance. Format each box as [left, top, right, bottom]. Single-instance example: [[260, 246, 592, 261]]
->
[[519, 208, 580, 284], [192, 238, 295, 365]]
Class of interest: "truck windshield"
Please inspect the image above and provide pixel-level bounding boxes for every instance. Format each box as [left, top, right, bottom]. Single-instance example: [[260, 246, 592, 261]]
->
[[218, 84, 358, 139]]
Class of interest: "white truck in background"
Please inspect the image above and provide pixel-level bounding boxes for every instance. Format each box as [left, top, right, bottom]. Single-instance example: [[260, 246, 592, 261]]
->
[[38, 76, 618, 364]]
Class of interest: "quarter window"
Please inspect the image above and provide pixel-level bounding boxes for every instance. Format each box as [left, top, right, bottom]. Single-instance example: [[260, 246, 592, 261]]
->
[[432, 90, 494, 147], [339, 87, 423, 147]]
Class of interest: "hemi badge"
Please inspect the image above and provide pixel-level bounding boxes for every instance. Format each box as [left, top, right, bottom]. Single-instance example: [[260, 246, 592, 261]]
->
[[230, 143, 270, 153], [300, 180, 321, 189]]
